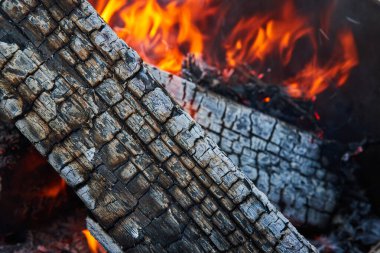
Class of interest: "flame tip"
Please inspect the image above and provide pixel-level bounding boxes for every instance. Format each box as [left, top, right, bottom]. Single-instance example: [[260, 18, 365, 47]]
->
[[92, 0, 359, 99]]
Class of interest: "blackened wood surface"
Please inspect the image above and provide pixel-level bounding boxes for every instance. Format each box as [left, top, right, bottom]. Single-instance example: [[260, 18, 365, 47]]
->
[[149, 65, 342, 229], [0, 0, 316, 252]]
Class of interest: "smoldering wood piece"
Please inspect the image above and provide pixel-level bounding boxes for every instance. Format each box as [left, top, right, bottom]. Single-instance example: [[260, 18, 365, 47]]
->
[[0, 0, 316, 252], [86, 216, 123, 253], [148, 65, 342, 229]]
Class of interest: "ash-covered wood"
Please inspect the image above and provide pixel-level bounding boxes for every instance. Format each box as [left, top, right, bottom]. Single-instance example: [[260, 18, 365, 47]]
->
[[149, 65, 342, 229], [0, 0, 316, 252]]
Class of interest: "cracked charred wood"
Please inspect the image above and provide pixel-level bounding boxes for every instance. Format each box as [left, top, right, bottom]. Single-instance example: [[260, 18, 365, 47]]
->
[[0, 0, 316, 252], [148, 65, 342, 229]]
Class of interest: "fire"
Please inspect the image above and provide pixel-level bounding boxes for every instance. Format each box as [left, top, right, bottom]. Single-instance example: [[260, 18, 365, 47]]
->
[[82, 229, 107, 253], [285, 30, 358, 98], [90, 0, 217, 73], [224, 1, 313, 68], [17, 148, 68, 199], [40, 178, 67, 198], [90, 0, 358, 99]]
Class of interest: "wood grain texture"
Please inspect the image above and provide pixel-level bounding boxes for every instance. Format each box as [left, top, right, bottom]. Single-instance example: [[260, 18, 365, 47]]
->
[[0, 0, 316, 252]]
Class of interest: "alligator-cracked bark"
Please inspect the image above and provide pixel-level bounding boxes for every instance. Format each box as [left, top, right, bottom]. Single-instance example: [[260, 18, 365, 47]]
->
[[148, 65, 342, 229], [0, 0, 317, 252]]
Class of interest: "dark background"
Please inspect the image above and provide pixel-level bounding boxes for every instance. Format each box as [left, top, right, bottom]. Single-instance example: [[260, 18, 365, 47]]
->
[[314, 0, 380, 211]]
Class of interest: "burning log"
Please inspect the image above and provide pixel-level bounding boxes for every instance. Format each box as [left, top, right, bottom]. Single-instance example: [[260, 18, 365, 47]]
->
[[0, 0, 316, 252], [149, 65, 342, 229]]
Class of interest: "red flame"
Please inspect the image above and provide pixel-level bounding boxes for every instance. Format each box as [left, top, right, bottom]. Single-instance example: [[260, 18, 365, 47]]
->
[[89, 0, 359, 99]]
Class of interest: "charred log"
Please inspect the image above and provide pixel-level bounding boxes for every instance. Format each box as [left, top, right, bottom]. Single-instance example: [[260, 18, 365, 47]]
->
[[149, 65, 342, 229], [181, 55, 320, 132], [0, 0, 316, 252]]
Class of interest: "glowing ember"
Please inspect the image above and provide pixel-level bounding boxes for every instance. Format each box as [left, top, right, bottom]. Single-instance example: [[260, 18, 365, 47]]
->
[[89, 0, 359, 99], [82, 229, 107, 253], [18, 149, 68, 199], [20, 148, 48, 172], [314, 112, 321, 121], [40, 178, 67, 198]]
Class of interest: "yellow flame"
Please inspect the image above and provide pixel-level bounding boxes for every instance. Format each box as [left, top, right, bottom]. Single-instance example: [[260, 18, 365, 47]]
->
[[90, 0, 358, 99], [82, 230, 106, 253]]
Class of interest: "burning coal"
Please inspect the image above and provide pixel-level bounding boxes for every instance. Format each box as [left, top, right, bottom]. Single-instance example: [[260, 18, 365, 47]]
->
[[89, 0, 358, 99]]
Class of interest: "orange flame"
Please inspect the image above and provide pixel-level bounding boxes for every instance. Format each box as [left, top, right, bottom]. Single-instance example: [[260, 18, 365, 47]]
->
[[224, 1, 359, 99], [225, 1, 314, 68], [17, 148, 68, 199], [90, 0, 359, 99], [285, 29, 358, 98], [91, 0, 217, 73], [82, 229, 107, 253]]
